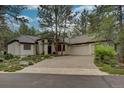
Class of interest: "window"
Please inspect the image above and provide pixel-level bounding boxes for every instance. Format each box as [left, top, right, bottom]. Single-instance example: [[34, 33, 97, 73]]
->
[[23, 44, 31, 50], [63, 45, 65, 51], [58, 44, 65, 51], [58, 44, 61, 51]]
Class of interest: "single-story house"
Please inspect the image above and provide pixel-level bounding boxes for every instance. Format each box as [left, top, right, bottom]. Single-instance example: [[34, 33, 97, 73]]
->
[[7, 35, 106, 57]]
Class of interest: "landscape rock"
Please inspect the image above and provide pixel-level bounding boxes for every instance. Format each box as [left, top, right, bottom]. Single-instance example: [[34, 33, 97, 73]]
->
[[19, 61, 29, 66]]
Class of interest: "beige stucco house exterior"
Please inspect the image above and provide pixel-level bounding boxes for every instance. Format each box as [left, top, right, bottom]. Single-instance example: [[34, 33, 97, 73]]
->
[[7, 35, 95, 57]]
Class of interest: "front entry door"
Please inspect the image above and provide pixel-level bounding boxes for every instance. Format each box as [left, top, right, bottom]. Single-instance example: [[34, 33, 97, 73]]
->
[[48, 45, 52, 54]]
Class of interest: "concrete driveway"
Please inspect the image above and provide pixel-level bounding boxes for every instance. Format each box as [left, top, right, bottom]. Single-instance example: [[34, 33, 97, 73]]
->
[[18, 56, 108, 75]]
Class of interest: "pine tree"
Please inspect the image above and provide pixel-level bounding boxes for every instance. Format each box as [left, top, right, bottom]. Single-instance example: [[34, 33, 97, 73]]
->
[[74, 9, 89, 35], [38, 5, 74, 55]]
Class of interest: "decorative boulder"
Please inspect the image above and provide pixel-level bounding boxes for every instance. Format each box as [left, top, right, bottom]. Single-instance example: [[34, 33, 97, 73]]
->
[[19, 61, 29, 66]]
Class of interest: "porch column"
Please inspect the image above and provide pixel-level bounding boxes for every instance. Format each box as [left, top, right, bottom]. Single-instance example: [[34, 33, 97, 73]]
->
[[44, 39, 48, 55], [89, 44, 92, 55], [38, 40, 43, 54]]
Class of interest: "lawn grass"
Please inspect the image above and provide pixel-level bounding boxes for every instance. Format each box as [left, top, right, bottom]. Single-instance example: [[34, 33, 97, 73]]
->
[[94, 60, 124, 75]]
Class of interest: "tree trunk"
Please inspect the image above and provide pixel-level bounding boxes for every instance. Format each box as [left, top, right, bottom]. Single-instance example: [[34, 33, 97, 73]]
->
[[117, 6, 124, 64], [118, 6, 123, 31], [54, 6, 58, 55], [84, 22, 87, 34], [61, 19, 66, 55]]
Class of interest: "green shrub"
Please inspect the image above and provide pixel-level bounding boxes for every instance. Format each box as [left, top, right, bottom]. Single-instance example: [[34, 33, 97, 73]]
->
[[94, 60, 104, 67], [29, 61, 34, 65], [0, 58, 4, 62], [95, 45, 116, 58], [97, 62, 124, 75], [4, 53, 14, 60], [0, 63, 7, 71], [14, 56, 20, 60], [0, 53, 4, 58], [4, 65, 23, 72], [94, 45, 124, 75], [0, 54, 51, 72], [100, 64, 112, 72], [21, 54, 50, 63], [95, 45, 116, 64], [44, 54, 51, 59]]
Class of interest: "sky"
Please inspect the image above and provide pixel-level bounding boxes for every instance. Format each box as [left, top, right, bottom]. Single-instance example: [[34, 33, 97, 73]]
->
[[10, 5, 94, 31]]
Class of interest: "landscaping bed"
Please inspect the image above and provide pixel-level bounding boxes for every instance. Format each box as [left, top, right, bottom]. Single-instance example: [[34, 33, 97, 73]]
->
[[0, 53, 52, 72], [94, 44, 124, 75], [94, 60, 124, 75]]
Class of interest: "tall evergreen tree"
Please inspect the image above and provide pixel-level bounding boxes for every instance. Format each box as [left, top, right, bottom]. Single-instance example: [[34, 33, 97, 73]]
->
[[117, 5, 124, 64], [38, 5, 74, 54], [18, 23, 30, 35], [88, 6, 118, 41], [0, 25, 14, 51], [29, 26, 37, 35], [73, 9, 89, 35], [0, 6, 26, 51]]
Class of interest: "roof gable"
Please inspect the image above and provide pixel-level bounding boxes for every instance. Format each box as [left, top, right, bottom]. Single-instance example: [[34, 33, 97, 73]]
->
[[64, 35, 92, 44], [8, 35, 41, 44], [70, 35, 92, 44]]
